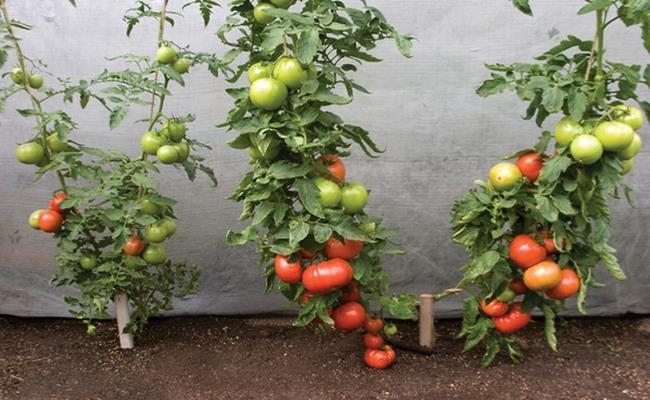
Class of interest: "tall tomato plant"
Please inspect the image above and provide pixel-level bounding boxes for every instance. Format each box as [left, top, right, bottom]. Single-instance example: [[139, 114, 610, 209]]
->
[[452, 0, 649, 366], [0, 0, 224, 335], [218, 1, 416, 329]]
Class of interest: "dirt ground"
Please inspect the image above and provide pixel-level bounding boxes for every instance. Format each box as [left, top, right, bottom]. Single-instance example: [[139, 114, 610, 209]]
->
[[1, 315, 649, 400]]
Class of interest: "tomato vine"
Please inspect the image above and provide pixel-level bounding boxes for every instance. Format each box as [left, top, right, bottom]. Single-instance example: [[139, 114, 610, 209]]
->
[[452, 0, 649, 366]]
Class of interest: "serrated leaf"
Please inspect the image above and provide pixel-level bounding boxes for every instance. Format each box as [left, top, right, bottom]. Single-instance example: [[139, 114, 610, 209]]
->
[[313, 224, 333, 243], [393, 32, 413, 58], [476, 75, 508, 97], [542, 86, 566, 113], [535, 194, 559, 222], [308, 89, 351, 105], [481, 335, 501, 367], [109, 106, 127, 129], [542, 304, 558, 352], [568, 91, 588, 121], [252, 202, 276, 226], [577, 0, 615, 15], [267, 161, 312, 180], [289, 220, 310, 246], [226, 226, 257, 246], [295, 179, 325, 218], [296, 28, 321, 64], [463, 318, 491, 351], [512, 0, 533, 16], [593, 243, 626, 280]]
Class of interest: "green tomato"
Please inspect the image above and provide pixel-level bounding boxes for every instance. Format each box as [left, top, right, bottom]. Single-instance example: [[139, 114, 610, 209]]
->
[[488, 162, 522, 191], [11, 67, 25, 84], [621, 159, 634, 175], [156, 46, 177, 64], [156, 144, 179, 164], [29, 209, 45, 229], [163, 120, 187, 142], [175, 142, 190, 162], [617, 133, 642, 160], [161, 217, 177, 236], [142, 244, 167, 265], [497, 287, 516, 302], [314, 177, 342, 208], [253, 2, 277, 24], [249, 77, 288, 111], [86, 324, 97, 337], [554, 116, 584, 147], [16, 142, 45, 165], [383, 323, 398, 337], [594, 121, 634, 152], [247, 62, 274, 83], [270, 0, 296, 8], [612, 104, 644, 131], [47, 133, 68, 153], [272, 57, 309, 90], [80, 254, 98, 270], [28, 74, 44, 89], [340, 182, 369, 214], [144, 223, 168, 243], [141, 131, 165, 155], [139, 198, 161, 216], [570, 134, 603, 165], [172, 58, 191, 74]]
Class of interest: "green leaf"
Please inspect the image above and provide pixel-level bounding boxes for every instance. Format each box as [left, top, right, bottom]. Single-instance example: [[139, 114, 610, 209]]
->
[[294, 179, 325, 218], [459, 251, 501, 284], [512, 0, 533, 16], [313, 224, 333, 243], [593, 243, 626, 280], [463, 318, 491, 351], [252, 202, 276, 226], [0, 49, 7, 70], [568, 91, 588, 121], [289, 220, 310, 246], [577, 0, 615, 15], [535, 194, 558, 222], [542, 304, 558, 352], [109, 106, 128, 129], [267, 161, 312, 180], [538, 153, 572, 184], [476, 75, 508, 97], [226, 226, 257, 246], [308, 89, 351, 105], [295, 28, 321, 64], [393, 32, 413, 58], [481, 335, 501, 367], [541, 86, 566, 113]]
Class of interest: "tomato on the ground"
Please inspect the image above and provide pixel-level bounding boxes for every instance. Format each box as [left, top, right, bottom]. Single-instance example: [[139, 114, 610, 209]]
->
[[363, 346, 396, 369]]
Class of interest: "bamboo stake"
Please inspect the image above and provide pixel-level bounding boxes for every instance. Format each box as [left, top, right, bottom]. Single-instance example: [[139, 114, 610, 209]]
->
[[419, 293, 435, 348], [115, 292, 134, 349]]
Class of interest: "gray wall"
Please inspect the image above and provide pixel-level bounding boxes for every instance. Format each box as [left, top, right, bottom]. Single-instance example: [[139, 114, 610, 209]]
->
[[1, 0, 648, 318]]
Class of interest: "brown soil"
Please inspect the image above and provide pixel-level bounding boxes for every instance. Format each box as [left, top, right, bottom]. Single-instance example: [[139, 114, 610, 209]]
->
[[1, 315, 649, 400]]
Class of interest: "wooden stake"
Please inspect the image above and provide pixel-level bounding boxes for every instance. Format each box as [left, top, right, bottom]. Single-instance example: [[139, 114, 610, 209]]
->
[[115, 292, 134, 349], [419, 293, 435, 348]]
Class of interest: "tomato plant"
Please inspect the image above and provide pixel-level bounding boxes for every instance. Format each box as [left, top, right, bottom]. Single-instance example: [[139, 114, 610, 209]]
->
[[453, 0, 648, 366]]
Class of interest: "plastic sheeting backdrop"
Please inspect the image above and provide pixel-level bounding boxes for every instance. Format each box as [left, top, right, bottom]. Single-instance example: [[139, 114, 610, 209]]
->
[[1, 0, 648, 318]]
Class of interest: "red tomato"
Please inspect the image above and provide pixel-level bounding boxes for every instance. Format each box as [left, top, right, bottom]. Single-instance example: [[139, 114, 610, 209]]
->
[[491, 302, 531, 334], [299, 291, 315, 305], [539, 230, 557, 253], [510, 280, 527, 295], [332, 301, 366, 331], [545, 269, 580, 300], [523, 260, 563, 291], [123, 235, 146, 256], [302, 258, 353, 294], [508, 234, 547, 270], [363, 333, 384, 349], [516, 151, 544, 183], [38, 210, 64, 232], [318, 154, 346, 183], [324, 237, 363, 260], [340, 280, 361, 303], [479, 298, 509, 317], [299, 248, 317, 259], [364, 316, 384, 334], [363, 346, 396, 369], [273, 254, 303, 284], [49, 192, 70, 214]]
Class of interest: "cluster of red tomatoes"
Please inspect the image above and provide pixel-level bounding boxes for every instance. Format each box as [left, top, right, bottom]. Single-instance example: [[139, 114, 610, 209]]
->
[[362, 316, 396, 369], [28, 192, 70, 234]]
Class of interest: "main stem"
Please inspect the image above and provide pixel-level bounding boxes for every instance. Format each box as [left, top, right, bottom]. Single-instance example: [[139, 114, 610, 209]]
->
[[595, 9, 605, 78]]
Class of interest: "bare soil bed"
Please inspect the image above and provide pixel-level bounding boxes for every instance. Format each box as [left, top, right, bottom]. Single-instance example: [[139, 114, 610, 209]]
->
[[1, 315, 649, 400]]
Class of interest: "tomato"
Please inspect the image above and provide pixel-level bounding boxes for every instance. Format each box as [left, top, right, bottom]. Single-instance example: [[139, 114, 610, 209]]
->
[[364, 317, 384, 334], [492, 303, 531, 334], [523, 260, 562, 291], [538, 230, 557, 253], [29, 209, 45, 229], [554, 116, 584, 146], [516, 152, 544, 183], [49, 192, 70, 214], [612, 104, 644, 131], [570, 134, 603, 164], [144, 223, 168, 243], [161, 217, 177, 236], [28, 73, 44, 89], [340, 280, 361, 303], [86, 324, 97, 337], [314, 177, 342, 208], [364, 333, 384, 349], [340, 182, 369, 214], [156, 46, 177, 64], [270, 0, 296, 8], [488, 162, 522, 191], [594, 121, 634, 151], [545, 268, 580, 300], [272, 57, 308, 90], [174, 142, 190, 162], [299, 248, 317, 259], [80, 254, 97, 270], [156, 145, 179, 164], [382, 323, 398, 337], [617, 133, 641, 160], [479, 298, 508, 317], [139, 198, 161, 216], [302, 258, 353, 294], [249, 77, 288, 111], [11, 67, 25, 84], [123, 235, 146, 256], [318, 154, 346, 183], [15, 142, 45, 165], [253, 2, 277, 24], [274, 254, 303, 284], [38, 209, 64, 233], [299, 290, 315, 305], [508, 234, 547, 270], [332, 301, 366, 331], [47, 133, 68, 153], [163, 120, 187, 142], [621, 159, 634, 175], [172, 58, 191, 74], [496, 287, 516, 302], [142, 244, 167, 265], [324, 237, 363, 260], [510, 280, 527, 295], [363, 346, 396, 369], [247, 62, 274, 84], [141, 131, 165, 155]]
